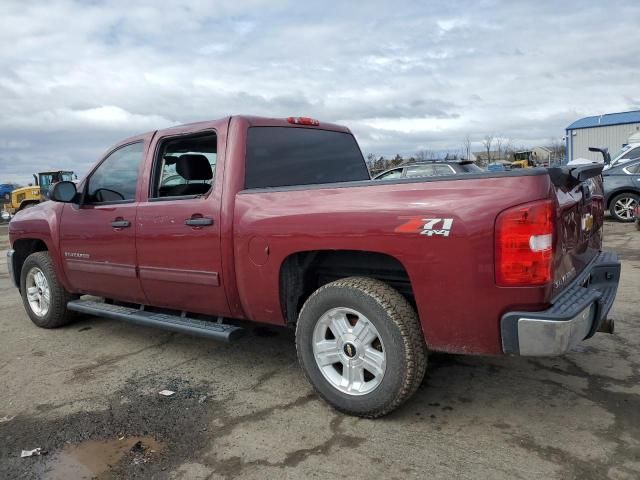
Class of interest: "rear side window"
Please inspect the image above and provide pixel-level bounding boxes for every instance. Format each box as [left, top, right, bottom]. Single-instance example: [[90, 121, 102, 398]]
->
[[151, 132, 217, 199], [405, 165, 434, 178], [432, 165, 455, 176], [245, 127, 369, 189], [377, 168, 403, 180], [624, 162, 640, 174], [458, 163, 483, 173]]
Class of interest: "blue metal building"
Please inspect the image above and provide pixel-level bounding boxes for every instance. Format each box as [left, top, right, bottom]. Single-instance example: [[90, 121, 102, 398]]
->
[[566, 110, 640, 162]]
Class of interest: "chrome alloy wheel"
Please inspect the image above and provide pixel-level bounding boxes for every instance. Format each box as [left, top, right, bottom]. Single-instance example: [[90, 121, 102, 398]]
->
[[614, 196, 638, 220], [312, 307, 386, 395], [26, 267, 50, 317]]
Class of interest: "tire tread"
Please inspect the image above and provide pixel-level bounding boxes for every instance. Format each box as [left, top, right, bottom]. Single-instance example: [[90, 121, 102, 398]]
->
[[296, 276, 427, 418]]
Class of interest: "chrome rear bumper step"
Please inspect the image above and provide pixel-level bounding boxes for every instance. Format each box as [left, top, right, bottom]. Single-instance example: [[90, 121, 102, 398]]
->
[[67, 299, 245, 342]]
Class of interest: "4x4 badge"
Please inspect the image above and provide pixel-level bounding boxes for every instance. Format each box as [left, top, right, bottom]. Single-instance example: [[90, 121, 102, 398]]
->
[[395, 217, 454, 237]]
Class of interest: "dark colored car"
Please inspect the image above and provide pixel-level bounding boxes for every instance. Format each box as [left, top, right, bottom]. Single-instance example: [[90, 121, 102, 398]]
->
[[7, 116, 620, 418], [603, 158, 640, 222], [373, 160, 483, 180]]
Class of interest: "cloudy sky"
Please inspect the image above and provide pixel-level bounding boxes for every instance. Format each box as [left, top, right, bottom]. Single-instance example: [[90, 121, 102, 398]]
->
[[1, 0, 639, 183]]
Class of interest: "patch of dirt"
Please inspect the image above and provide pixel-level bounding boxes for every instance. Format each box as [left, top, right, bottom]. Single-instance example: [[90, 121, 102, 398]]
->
[[0, 376, 217, 479]]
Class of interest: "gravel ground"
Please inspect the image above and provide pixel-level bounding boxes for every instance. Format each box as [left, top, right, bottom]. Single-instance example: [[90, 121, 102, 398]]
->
[[0, 220, 638, 479]]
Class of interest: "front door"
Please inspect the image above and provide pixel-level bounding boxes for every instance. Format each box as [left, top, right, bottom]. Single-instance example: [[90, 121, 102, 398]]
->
[[59, 139, 149, 303], [136, 126, 230, 316]]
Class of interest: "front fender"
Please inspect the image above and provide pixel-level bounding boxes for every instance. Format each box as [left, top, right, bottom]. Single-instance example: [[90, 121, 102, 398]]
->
[[9, 202, 73, 292]]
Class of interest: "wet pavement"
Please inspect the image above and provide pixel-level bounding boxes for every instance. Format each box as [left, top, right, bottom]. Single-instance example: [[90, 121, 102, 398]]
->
[[0, 221, 638, 479]]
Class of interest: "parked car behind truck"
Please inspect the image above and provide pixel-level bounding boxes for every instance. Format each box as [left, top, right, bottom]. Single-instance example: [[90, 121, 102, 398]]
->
[[7, 116, 620, 417], [603, 159, 640, 222]]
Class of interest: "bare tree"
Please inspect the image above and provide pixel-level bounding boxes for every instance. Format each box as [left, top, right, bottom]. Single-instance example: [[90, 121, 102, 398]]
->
[[481, 135, 494, 166], [365, 153, 377, 174], [415, 149, 436, 161], [462, 135, 472, 161], [548, 138, 566, 166], [495, 137, 504, 162]]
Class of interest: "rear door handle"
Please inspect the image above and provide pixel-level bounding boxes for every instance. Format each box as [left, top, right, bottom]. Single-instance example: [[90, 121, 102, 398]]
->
[[185, 217, 214, 227], [111, 220, 130, 228]]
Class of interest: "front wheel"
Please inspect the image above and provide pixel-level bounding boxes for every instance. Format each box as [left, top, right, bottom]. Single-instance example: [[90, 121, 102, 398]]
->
[[610, 193, 639, 222], [295, 277, 427, 418], [20, 252, 76, 328]]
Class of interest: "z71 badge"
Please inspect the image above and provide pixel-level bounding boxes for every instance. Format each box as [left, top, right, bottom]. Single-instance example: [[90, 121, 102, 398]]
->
[[395, 217, 454, 237]]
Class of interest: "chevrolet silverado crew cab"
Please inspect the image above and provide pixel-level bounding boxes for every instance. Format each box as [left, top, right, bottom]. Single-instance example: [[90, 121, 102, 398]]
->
[[7, 116, 621, 417]]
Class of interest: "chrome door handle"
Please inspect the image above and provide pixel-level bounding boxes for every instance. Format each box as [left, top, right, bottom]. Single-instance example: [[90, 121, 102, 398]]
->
[[185, 217, 213, 226], [111, 220, 130, 228]]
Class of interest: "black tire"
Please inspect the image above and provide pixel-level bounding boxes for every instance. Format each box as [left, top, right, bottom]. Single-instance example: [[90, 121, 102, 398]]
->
[[20, 251, 76, 328], [609, 192, 639, 222], [295, 277, 427, 418]]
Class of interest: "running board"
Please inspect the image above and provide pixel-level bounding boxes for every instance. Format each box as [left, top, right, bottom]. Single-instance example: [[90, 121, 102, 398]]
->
[[67, 299, 245, 342]]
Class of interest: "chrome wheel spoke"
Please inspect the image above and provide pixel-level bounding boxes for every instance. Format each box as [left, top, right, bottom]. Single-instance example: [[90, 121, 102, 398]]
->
[[329, 313, 350, 338], [341, 363, 364, 392], [315, 340, 341, 366], [25, 267, 50, 317], [312, 307, 386, 396], [362, 347, 385, 378], [352, 319, 377, 346], [27, 286, 39, 301]]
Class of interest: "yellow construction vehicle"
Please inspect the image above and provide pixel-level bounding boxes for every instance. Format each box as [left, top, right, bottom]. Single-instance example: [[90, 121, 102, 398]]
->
[[511, 151, 537, 169], [6, 170, 75, 214]]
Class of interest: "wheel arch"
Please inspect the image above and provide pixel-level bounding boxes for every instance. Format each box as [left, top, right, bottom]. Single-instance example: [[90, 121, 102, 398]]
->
[[279, 249, 416, 327], [11, 238, 49, 289], [606, 189, 640, 208]]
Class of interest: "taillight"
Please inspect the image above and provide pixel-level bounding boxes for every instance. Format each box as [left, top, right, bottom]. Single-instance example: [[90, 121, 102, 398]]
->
[[495, 200, 554, 286], [287, 116, 320, 126]]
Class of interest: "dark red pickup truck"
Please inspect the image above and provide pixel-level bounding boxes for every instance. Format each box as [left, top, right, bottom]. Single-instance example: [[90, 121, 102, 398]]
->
[[7, 115, 621, 417]]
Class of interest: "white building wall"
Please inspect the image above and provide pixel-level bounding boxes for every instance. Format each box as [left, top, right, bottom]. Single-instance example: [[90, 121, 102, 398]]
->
[[569, 122, 640, 161]]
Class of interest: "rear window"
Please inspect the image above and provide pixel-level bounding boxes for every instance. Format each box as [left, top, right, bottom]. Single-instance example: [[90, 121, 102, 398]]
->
[[458, 163, 484, 173], [245, 127, 369, 189]]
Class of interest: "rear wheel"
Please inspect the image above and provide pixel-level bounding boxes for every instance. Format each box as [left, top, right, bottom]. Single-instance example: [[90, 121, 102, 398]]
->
[[20, 252, 76, 328], [610, 193, 639, 222], [295, 277, 427, 418]]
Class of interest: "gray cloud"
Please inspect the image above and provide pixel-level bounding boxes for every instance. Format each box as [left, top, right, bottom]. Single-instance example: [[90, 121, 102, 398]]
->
[[1, 0, 639, 182]]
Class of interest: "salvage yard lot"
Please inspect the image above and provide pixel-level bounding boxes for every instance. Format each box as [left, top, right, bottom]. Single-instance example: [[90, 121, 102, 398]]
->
[[0, 221, 638, 479]]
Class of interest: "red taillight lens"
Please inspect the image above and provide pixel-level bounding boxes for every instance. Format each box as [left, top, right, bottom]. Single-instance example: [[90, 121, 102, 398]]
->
[[495, 200, 554, 286], [287, 116, 320, 126]]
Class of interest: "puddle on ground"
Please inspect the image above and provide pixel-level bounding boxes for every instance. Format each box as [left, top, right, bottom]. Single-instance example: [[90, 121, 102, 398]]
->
[[47, 436, 166, 479]]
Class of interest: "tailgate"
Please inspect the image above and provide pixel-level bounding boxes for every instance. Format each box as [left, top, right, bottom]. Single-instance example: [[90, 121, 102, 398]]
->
[[549, 165, 605, 297]]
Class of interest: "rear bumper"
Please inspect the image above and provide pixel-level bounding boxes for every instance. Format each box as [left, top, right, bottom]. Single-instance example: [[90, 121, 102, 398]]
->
[[501, 251, 621, 356]]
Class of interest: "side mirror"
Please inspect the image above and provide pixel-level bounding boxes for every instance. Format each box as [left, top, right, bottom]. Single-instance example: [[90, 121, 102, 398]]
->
[[50, 181, 78, 203]]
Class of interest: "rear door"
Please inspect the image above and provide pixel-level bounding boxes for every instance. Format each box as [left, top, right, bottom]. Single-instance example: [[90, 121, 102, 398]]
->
[[59, 138, 150, 302], [135, 123, 231, 317]]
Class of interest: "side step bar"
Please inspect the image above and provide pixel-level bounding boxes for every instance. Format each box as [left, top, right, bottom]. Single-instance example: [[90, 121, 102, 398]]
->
[[67, 299, 245, 342]]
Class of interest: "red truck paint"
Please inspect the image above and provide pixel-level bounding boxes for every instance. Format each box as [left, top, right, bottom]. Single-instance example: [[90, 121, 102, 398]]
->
[[9, 116, 607, 355]]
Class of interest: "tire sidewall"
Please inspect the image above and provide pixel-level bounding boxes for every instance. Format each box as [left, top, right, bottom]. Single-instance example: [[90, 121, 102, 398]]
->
[[20, 253, 59, 328], [297, 283, 410, 413], [610, 193, 639, 222]]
